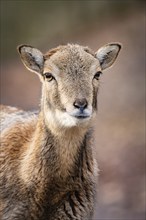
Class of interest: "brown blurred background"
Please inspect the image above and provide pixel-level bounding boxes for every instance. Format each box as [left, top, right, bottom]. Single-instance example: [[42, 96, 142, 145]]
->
[[0, 1, 145, 219]]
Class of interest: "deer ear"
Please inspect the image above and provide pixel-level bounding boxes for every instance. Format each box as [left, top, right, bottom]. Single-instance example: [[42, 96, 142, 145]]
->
[[95, 43, 121, 70], [17, 45, 44, 74]]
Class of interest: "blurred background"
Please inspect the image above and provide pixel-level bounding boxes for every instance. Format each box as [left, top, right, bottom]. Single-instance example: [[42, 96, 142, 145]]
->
[[0, 1, 145, 219]]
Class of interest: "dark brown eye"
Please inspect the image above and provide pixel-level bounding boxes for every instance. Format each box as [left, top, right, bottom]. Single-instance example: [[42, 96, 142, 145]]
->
[[94, 71, 102, 80], [44, 72, 54, 82]]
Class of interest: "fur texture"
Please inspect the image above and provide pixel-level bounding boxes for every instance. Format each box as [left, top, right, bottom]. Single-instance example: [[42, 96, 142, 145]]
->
[[0, 43, 121, 219]]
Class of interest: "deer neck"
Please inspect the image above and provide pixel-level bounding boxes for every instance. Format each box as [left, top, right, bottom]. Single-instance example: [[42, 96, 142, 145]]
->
[[20, 111, 92, 184], [41, 111, 91, 175]]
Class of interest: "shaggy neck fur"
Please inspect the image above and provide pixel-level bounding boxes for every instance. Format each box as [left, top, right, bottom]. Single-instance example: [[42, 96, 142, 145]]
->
[[20, 110, 92, 185]]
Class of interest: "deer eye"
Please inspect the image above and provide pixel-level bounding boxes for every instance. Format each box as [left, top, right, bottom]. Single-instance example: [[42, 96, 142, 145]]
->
[[44, 72, 55, 82], [94, 71, 102, 80]]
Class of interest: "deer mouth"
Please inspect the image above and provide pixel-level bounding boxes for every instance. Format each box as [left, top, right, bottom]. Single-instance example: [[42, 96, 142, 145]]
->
[[68, 108, 92, 120], [74, 114, 90, 119], [70, 112, 91, 120]]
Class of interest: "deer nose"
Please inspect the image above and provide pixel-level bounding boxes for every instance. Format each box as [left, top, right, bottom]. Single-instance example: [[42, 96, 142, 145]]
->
[[73, 98, 88, 111]]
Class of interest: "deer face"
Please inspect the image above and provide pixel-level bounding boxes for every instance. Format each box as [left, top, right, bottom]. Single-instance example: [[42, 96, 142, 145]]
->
[[18, 43, 121, 128]]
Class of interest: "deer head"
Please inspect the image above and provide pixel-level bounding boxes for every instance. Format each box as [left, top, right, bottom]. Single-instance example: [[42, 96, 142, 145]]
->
[[17, 43, 121, 129]]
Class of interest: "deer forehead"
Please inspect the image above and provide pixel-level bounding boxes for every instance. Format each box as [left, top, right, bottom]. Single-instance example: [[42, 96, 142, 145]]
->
[[44, 45, 100, 77]]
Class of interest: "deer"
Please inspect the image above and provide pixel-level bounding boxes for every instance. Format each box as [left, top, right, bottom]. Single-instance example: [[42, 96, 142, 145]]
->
[[0, 42, 121, 220]]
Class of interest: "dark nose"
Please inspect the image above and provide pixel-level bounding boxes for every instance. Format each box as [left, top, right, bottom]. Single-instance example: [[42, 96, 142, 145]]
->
[[73, 98, 88, 111]]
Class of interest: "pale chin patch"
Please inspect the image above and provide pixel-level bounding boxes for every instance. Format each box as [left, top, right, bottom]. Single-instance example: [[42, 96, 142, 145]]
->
[[45, 109, 92, 129], [55, 110, 78, 127]]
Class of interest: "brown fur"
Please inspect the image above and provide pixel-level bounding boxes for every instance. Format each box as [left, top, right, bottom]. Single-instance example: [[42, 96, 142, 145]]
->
[[0, 43, 121, 219]]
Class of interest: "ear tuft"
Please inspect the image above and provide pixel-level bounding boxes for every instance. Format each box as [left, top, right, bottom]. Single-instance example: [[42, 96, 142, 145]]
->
[[95, 43, 121, 70], [17, 45, 44, 74]]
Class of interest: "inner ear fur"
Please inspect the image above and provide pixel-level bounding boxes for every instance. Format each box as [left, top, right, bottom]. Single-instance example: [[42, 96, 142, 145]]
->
[[95, 43, 121, 70], [17, 45, 44, 74]]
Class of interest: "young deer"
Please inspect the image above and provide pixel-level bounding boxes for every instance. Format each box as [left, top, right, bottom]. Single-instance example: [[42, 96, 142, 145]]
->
[[0, 43, 121, 220]]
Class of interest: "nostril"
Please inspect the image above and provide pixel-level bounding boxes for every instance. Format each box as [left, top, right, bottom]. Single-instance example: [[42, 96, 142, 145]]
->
[[73, 98, 88, 110]]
